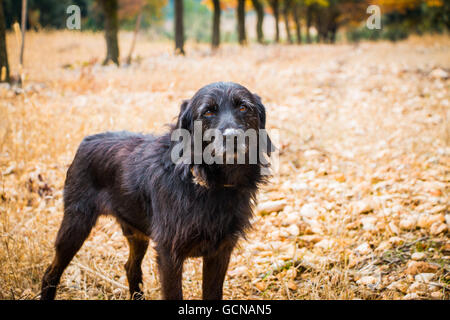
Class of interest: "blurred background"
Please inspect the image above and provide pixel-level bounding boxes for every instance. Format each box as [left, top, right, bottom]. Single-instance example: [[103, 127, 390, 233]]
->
[[2, 0, 450, 49]]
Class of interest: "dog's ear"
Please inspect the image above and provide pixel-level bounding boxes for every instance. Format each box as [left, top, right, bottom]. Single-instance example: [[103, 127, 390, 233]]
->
[[253, 94, 267, 129], [253, 94, 275, 155], [177, 99, 193, 131], [172, 99, 194, 181]]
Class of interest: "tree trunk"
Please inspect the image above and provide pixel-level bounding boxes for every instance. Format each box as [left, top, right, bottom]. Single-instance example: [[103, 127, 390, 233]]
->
[[20, 0, 26, 67], [283, 0, 293, 44], [306, 5, 311, 43], [174, 0, 184, 54], [316, 8, 326, 43], [212, 0, 220, 49], [270, 0, 279, 43], [100, 0, 119, 65], [126, 10, 142, 65], [293, 2, 301, 44], [316, 15, 323, 43], [251, 0, 264, 44], [0, 0, 10, 82], [237, 0, 246, 45], [330, 26, 337, 43], [328, 8, 339, 44]]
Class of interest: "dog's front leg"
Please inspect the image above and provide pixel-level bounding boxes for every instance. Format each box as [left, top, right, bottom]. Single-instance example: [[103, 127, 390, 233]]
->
[[202, 245, 234, 300], [156, 247, 183, 300]]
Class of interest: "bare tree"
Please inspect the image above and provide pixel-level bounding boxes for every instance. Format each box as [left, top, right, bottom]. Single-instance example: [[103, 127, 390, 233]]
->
[[251, 0, 264, 44], [306, 4, 312, 43], [0, 0, 10, 82], [293, 1, 302, 44], [20, 0, 27, 68], [315, 5, 339, 43], [126, 9, 143, 65], [16, 0, 28, 86], [174, 0, 184, 54], [212, 0, 220, 49], [99, 0, 120, 65], [269, 0, 280, 43], [236, 0, 246, 45], [283, 0, 293, 44]]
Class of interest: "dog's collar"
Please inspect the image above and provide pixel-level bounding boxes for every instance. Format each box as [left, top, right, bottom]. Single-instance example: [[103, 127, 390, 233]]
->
[[192, 179, 236, 189], [190, 168, 235, 189]]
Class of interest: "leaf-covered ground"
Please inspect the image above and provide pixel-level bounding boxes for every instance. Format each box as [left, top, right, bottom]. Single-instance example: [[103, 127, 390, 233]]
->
[[0, 31, 449, 300]]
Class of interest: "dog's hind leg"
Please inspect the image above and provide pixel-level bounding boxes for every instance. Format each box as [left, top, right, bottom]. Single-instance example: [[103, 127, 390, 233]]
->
[[41, 207, 99, 300], [120, 223, 149, 299]]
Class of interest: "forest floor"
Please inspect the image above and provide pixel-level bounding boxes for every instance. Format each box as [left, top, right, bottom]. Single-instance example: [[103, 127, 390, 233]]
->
[[0, 31, 449, 300]]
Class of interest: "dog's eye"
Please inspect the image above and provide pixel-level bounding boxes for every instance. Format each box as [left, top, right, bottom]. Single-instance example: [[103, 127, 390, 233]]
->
[[239, 105, 247, 112], [204, 110, 214, 117]]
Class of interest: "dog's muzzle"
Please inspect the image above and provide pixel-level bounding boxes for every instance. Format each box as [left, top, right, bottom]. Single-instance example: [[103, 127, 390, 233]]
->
[[216, 128, 247, 157]]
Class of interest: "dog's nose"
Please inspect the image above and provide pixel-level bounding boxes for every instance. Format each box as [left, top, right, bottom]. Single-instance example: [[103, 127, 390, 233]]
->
[[218, 112, 241, 136], [222, 128, 241, 137]]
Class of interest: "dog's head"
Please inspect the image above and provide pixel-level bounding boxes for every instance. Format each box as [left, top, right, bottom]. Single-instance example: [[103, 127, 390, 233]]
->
[[177, 82, 273, 156], [171, 82, 274, 186]]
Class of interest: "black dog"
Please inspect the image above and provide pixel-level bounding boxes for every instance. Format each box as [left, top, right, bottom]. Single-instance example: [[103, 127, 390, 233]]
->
[[41, 82, 273, 300]]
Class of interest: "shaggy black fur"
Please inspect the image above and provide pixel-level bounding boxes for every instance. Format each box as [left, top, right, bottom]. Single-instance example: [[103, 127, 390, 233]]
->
[[41, 82, 273, 300]]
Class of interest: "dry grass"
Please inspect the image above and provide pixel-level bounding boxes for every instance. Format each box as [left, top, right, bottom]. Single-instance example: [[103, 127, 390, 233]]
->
[[0, 31, 449, 300]]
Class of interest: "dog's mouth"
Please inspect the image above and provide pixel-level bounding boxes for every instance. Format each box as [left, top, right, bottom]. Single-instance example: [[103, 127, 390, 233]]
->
[[209, 135, 248, 161]]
